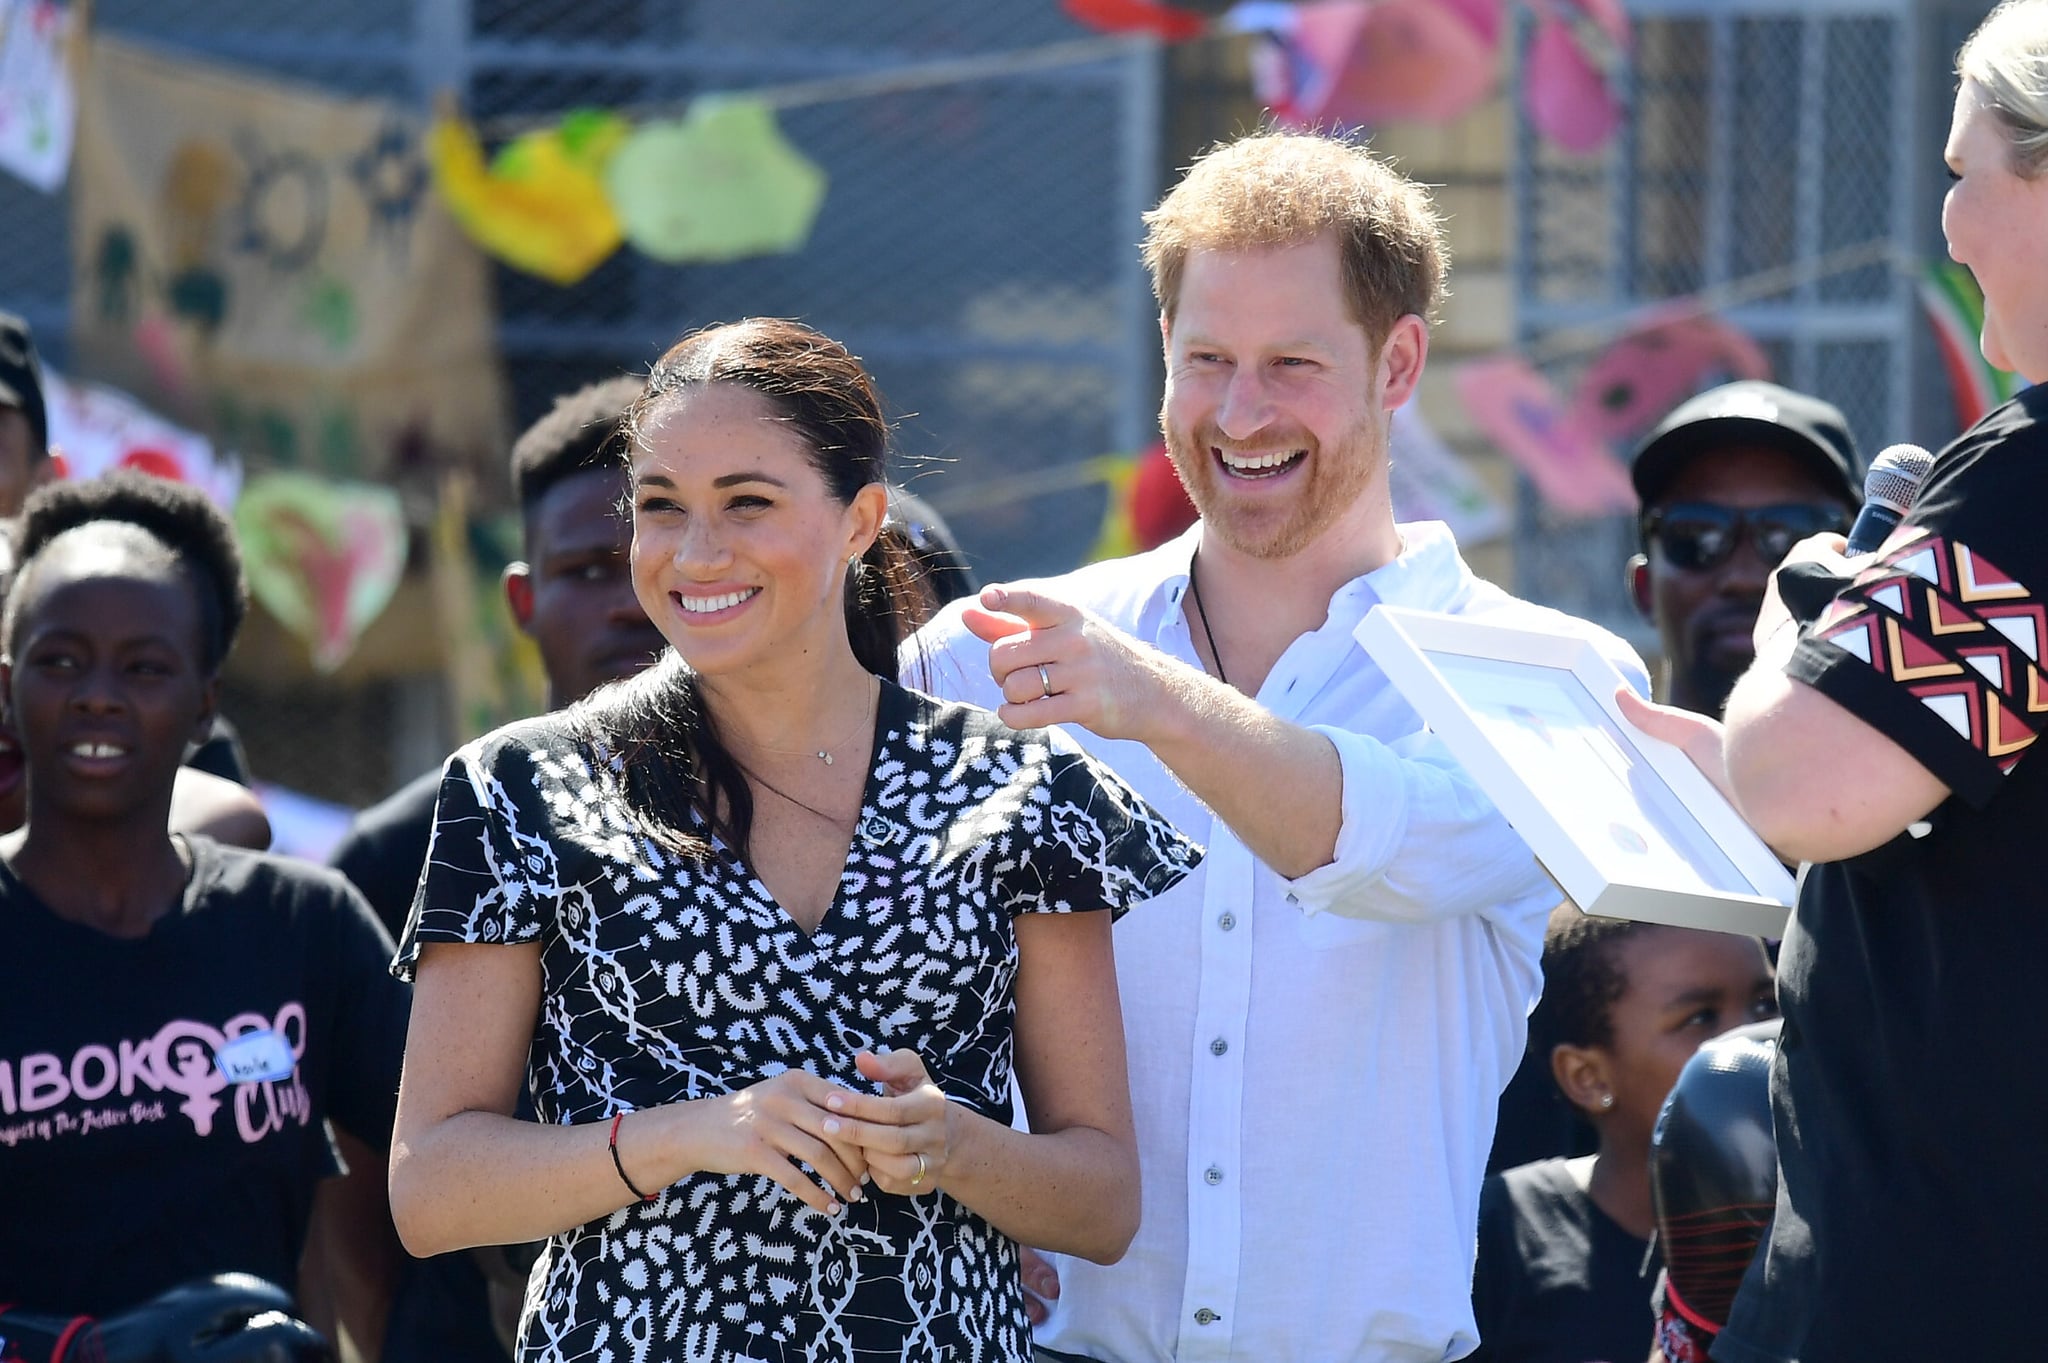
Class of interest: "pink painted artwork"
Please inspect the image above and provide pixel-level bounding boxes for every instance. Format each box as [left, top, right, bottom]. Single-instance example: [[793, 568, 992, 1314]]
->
[[1458, 354, 1636, 516]]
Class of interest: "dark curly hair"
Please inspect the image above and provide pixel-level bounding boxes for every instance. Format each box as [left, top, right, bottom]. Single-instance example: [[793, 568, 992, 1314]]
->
[[509, 374, 643, 514], [5, 471, 249, 674], [1527, 911, 1655, 1061]]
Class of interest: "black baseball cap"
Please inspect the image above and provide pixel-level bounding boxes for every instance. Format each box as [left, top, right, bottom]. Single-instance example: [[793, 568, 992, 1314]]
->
[[1631, 380, 1860, 510], [0, 312, 49, 456]]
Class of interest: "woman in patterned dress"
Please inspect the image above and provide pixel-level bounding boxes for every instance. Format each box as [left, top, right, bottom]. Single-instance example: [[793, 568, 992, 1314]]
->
[[389, 318, 1199, 1362]]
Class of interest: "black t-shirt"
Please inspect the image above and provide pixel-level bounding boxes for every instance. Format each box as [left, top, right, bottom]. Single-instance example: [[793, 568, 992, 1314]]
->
[[1470, 1158, 1659, 1363], [0, 836, 409, 1316], [1718, 385, 2048, 1363], [330, 766, 441, 943]]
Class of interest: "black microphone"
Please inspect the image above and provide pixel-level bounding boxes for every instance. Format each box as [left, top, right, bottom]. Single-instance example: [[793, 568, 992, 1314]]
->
[[1845, 443, 1934, 555]]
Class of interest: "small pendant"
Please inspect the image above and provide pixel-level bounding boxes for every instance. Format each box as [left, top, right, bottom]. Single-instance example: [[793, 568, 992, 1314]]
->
[[820, 751, 833, 765]]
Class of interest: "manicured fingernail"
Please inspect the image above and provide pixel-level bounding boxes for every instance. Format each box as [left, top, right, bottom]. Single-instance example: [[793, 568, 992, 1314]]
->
[[828, 1200, 842, 1216], [861, 1172, 872, 1185], [823, 1118, 842, 1135], [827, 1094, 846, 1111], [847, 1186, 863, 1202]]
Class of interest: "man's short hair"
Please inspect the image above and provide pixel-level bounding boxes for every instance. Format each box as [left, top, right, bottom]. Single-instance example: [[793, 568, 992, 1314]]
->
[[1140, 130, 1448, 344], [0, 312, 50, 457], [508, 375, 643, 512]]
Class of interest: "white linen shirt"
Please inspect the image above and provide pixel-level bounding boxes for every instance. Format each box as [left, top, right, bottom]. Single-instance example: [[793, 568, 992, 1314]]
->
[[908, 522, 1649, 1363]]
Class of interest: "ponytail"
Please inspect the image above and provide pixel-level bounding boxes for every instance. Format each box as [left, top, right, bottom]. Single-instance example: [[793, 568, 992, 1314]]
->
[[846, 519, 937, 681]]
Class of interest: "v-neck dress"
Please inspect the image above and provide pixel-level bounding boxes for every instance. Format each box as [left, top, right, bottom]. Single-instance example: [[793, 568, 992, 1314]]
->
[[394, 679, 1200, 1363]]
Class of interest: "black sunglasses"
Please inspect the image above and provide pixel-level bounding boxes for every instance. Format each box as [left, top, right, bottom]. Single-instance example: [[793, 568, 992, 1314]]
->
[[1641, 502, 1851, 572]]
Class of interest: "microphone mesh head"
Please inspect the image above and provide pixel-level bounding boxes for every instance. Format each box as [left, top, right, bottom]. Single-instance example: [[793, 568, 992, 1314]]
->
[[1863, 444, 1933, 515]]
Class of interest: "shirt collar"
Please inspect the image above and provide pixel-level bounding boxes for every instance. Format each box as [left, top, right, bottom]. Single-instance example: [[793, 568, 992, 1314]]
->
[[1125, 519, 1475, 639]]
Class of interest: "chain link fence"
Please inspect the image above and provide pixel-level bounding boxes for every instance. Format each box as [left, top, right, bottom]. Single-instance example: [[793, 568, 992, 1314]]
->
[[0, 1, 1162, 807], [1509, 0, 1986, 646]]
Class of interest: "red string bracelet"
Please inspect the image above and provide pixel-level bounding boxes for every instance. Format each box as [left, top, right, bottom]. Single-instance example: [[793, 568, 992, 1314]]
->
[[608, 1112, 656, 1202]]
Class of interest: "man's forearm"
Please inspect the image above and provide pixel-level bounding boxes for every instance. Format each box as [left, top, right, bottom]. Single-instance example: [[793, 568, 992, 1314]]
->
[[1135, 650, 1342, 879]]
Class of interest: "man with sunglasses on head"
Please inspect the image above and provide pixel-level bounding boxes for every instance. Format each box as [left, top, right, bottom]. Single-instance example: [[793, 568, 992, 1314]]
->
[[1626, 381, 1860, 718]]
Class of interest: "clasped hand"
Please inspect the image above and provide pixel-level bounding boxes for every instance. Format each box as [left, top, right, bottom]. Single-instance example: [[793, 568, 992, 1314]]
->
[[694, 1048, 952, 1215]]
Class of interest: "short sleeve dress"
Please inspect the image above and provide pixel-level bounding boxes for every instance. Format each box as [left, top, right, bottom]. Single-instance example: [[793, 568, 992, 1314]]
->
[[394, 678, 1201, 1363]]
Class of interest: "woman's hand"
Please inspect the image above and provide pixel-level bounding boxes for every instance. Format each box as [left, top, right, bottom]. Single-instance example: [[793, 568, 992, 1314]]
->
[[1754, 530, 1854, 649], [672, 1071, 872, 1215], [1615, 686, 1737, 806], [820, 1049, 954, 1197]]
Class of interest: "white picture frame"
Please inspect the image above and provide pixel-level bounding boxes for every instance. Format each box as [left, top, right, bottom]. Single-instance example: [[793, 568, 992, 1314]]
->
[[1355, 606, 1793, 937]]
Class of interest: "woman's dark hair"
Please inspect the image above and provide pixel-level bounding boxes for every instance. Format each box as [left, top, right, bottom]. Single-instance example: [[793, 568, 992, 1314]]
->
[[4, 471, 248, 674], [580, 318, 932, 861], [1527, 912, 1654, 1061]]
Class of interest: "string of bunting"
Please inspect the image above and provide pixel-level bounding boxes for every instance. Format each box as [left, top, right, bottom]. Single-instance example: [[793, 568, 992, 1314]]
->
[[426, 0, 1638, 285], [3, 1, 1632, 280]]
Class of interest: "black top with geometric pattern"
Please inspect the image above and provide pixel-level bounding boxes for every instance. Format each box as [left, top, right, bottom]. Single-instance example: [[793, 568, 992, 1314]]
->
[[394, 678, 1200, 1363], [1721, 383, 2048, 1363]]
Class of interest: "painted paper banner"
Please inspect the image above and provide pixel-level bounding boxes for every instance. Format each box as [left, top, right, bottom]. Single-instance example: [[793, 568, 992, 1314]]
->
[[1569, 308, 1772, 444], [1387, 402, 1510, 545], [1239, 0, 1498, 130], [44, 366, 241, 507], [233, 471, 408, 673], [1920, 261, 2023, 431], [1063, 0, 1208, 41], [1523, 5, 1624, 155], [71, 36, 508, 487], [1086, 450, 1146, 564], [0, 0, 74, 191], [1457, 354, 1635, 516], [605, 100, 827, 265], [429, 108, 627, 285]]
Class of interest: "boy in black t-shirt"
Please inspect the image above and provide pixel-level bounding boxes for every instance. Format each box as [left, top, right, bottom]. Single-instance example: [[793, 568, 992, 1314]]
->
[[1472, 911, 1776, 1363]]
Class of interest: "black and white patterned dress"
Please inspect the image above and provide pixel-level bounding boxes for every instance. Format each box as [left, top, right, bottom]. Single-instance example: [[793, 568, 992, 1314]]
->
[[395, 679, 1200, 1363]]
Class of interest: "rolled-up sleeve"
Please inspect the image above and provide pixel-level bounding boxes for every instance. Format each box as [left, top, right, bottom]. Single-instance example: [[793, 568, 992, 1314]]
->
[[1284, 724, 1556, 926]]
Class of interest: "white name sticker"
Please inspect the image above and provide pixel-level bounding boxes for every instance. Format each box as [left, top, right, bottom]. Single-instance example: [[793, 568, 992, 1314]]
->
[[215, 1030, 296, 1084]]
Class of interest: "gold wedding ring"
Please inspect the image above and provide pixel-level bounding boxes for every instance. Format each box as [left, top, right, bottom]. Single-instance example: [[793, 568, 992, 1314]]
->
[[910, 1151, 928, 1186]]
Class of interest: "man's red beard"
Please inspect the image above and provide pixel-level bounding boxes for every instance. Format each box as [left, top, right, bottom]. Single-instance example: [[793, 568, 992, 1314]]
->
[[1160, 413, 1380, 561]]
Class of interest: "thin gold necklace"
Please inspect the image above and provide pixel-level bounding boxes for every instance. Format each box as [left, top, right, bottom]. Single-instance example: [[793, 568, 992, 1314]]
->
[[735, 678, 878, 766], [740, 761, 860, 827]]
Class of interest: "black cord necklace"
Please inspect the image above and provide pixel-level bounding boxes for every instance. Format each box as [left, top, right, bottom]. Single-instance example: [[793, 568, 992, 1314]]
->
[[1187, 549, 1231, 689]]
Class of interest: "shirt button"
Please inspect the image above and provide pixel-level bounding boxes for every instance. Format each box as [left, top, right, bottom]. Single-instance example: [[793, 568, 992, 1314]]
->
[[1204, 1165, 1224, 1185], [1209, 1037, 1228, 1057], [1217, 912, 1237, 931], [1194, 1308, 1220, 1326]]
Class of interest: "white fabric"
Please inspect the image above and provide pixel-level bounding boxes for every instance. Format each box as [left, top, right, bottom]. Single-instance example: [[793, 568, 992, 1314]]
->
[[908, 522, 1649, 1363]]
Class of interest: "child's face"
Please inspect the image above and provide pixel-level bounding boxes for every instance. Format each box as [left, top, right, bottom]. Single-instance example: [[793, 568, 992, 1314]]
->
[[1596, 927, 1778, 1150]]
